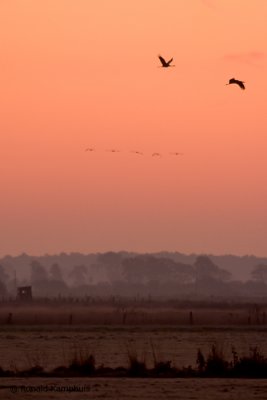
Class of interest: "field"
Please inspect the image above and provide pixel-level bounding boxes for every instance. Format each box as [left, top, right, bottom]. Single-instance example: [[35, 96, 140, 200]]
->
[[1, 299, 266, 325], [1, 324, 267, 371], [1, 302, 267, 399], [2, 377, 267, 400]]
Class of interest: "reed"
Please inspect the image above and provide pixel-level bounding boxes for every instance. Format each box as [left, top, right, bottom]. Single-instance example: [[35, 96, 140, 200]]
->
[[1, 343, 267, 378]]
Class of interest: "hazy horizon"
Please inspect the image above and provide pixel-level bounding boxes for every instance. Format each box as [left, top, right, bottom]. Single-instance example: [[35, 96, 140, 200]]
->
[[1, 248, 267, 259], [1, 1, 267, 257]]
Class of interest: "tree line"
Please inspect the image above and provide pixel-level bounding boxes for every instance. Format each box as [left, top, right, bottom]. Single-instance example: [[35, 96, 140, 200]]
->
[[0, 252, 267, 298]]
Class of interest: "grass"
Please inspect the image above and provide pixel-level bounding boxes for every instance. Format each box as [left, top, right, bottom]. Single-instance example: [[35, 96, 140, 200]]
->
[[195, 345, 267, 378], [1, 344, 267, 378], [231, 346, 267, 378], [126, 343, 148, 376]]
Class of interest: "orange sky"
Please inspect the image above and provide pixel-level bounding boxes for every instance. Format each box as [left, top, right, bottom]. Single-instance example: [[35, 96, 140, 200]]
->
[[1, 0, 267, 257]]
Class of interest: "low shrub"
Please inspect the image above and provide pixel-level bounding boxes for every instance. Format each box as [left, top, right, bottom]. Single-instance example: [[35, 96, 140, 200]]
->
[[68, 354, 95, 375], [232, 347, 267, 378]]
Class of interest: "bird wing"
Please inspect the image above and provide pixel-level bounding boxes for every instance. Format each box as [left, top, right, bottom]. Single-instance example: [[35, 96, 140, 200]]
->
[[167, 58, 173, 65], [237, 80, 245, 90], [158, 55, 168, 66]]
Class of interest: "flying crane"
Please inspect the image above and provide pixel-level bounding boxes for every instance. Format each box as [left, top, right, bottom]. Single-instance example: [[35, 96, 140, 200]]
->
[[226, 78, 245, 90], [158, 55, 175, 68]]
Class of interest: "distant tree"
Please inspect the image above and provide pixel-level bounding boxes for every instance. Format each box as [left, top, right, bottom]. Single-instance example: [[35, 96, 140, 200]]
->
[[30, 260, 49, 296], [194, 256, 231, 284], [0, 265, 9, 283], [69, 265, 87, 286], [45, 263, 67, 295], [97, 252, 123, 281], [251, 264, 267, 284], [30, 260, 48, 283], [122, 255, 194, 285], [171, 261, 195, 284], [0, 280, 7, 297], [97, 252, 123, 266], [122, 255, 161, 284], [49, 263, 63, 281]]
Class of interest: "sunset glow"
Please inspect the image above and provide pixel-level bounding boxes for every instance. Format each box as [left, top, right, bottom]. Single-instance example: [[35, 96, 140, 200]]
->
[[1, 0, 267, 256]]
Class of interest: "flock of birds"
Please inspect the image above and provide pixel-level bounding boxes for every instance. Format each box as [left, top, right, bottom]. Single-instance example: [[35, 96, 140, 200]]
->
[[158, 55, 246, 90], [85, 148, 184, 158], [85, 55, 245, 155]]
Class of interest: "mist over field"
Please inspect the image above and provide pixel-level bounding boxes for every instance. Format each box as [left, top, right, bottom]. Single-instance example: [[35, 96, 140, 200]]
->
[[1, 251, 267, 299]]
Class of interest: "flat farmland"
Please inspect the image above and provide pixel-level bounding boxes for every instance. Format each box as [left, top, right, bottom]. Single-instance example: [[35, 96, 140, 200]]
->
[[1, 324, 267, 371], [1, 378, 267, 400], [1, 303, 267, 399]]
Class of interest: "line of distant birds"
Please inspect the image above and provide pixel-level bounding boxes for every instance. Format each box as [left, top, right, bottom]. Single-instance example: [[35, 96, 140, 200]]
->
[[85, 148, 184, 158], [86, 55, 244, 158], [158, 55, 245, 89]]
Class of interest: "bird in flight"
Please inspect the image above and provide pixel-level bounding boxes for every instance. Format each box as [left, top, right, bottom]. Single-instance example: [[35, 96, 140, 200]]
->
[[106, 149, 120, 153], [85, 147, 94, 152], [170, 152, 184, 156], [131, 151, 143, 155], [226, 78, 245, 90], [158, 55, 175, 68]]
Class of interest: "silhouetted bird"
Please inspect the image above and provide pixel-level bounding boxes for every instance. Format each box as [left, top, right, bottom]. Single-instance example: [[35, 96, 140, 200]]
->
[[226, 78, 245, 90], [106, 149, 120, 153], [85, 147, 94, 152], [170, 152, 184, 156], [158, 55, 175, 68], [131, 151, 143, 155]]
